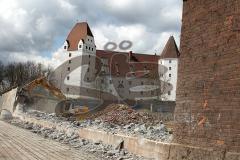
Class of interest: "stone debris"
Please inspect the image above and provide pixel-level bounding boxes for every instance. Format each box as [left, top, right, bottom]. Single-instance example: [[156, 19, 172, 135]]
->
[[88, 104, 157, 125], [5, 103, 172, 159], [14, 105, 173, 142]]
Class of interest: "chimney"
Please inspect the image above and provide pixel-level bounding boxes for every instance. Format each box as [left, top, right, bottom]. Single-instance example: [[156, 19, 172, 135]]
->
[[129, 51, 133, 60]]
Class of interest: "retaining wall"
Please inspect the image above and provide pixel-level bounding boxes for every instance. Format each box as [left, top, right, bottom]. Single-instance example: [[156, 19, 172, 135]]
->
[[18, 116, 240, 160]]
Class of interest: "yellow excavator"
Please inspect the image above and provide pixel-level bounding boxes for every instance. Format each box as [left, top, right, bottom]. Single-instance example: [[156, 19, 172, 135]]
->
[[17, 76, 89, 116]]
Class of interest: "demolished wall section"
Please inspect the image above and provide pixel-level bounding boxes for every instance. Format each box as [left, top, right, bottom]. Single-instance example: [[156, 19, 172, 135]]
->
[[1, 88, 18, 113]]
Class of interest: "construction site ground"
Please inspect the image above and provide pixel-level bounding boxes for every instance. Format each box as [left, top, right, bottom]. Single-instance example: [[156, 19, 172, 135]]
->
[[0, 121, 99, 160]]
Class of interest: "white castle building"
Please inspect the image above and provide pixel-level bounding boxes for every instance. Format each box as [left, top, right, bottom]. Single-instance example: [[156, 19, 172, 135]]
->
[[51, 22, 180, 102]]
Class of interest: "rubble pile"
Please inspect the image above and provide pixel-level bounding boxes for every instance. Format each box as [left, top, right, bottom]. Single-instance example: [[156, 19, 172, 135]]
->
[[17, 107, 173, 142], [95, 104, 156, 125], [9, 118, 148, 160]]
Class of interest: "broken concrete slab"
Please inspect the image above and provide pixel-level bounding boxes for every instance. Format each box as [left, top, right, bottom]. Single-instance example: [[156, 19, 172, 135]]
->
[[1, 88, 18, 113]]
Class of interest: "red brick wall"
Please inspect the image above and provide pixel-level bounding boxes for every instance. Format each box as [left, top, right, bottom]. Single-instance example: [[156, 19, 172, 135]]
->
[[174, 0, 240, 152]]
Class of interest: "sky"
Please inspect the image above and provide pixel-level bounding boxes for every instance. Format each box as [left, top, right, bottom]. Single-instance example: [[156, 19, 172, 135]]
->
[[0, 0, 182, 68]]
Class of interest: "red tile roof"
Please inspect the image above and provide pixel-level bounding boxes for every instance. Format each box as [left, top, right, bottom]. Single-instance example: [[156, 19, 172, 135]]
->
[[66, 22, 93, 51], [160, 36, 180, 59], [96, 50, 159, 78]]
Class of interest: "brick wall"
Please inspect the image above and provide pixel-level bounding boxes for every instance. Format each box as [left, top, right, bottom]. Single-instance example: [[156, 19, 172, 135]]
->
[[174, 0, 240, 152]]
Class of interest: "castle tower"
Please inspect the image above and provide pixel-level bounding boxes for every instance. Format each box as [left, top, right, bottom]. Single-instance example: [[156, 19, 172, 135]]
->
[[175, 0, 240, 152], [159, 36, 180, 101], [52, 22, 97, 98]]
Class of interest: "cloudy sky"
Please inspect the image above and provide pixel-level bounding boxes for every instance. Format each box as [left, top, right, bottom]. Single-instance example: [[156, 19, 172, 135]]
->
[[0, 0, 182, 67]]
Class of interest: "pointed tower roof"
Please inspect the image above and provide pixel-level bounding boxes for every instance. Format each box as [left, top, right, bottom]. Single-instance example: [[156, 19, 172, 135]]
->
[[160, 36, 180, 59], [66, 22, 93, 51]]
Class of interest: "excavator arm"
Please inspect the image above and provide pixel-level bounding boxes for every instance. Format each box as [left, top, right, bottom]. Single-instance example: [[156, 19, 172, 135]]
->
[[22, 77, 66, 100]]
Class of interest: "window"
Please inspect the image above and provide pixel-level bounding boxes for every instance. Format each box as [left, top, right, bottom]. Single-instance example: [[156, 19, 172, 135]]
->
[[67, 67, 70, 71], [141, 91, 143, 95], [64, 46, 67, 49], [79, 45, 82, 48], [168, 91, 171, 95], [169, 74, 171, 77], [66, 88, 69, 92], [88, 61, 90, 65], [109, 80, 112, 84], [91, 40, 92, 42], [69, 53, 71, 57], [101, 79, 104, 84], [92, 48, 93, 51], [89, 47, 90, 50], [129, 81, 132, 85], [87, 68, 90, 72], [169, 67, 172, 70], [86, 46, 88, 49], [141, 81, 144, 85], [67, 76, 70, 80], [168, 83, 171, 86], [69, 60, 71, 64], [87, 77, 89, 81], [129, 90, 131, 94], [89, 55, 91, 58], [169, 60, 172, 63]]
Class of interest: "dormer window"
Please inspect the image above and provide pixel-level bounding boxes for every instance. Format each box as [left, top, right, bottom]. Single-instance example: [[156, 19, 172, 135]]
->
[[64, 46, 67, 49], [79, 45, 82, 48]]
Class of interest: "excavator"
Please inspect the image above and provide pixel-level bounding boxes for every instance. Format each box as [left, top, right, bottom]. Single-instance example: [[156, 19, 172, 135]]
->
[[15, 76, 89, 116]]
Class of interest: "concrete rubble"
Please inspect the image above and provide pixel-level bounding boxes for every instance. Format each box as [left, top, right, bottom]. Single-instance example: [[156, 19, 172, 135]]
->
[[14, 104, 173, 142], [4, 103, 174, 160]]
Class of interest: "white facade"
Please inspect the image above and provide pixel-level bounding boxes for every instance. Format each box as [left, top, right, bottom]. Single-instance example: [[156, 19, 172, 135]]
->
[[62, 35, 97, 98], [159, 58, 178, 101]]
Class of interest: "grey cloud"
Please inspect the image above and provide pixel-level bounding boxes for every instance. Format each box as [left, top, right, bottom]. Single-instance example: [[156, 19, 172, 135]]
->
[[0, 0, 182, 64]]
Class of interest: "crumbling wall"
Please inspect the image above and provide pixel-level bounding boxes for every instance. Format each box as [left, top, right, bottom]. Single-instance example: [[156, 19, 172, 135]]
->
[[175, 0, 240, 152], [1, 88, 18, 113]]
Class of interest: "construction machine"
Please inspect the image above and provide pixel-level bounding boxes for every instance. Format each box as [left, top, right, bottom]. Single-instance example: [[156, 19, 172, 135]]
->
[[15, 76, 89, 116]]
